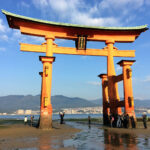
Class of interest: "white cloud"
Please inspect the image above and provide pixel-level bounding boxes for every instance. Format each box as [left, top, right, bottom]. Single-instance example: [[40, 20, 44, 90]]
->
[[143, 76, 150, 82], [32, 0, 48, 8], [87, 81, 101, 86], [100, 0, 144, 10], [0, 18, 6, 32], [12, 30, 44, 44], [0, 35, 8, 41], [32, 0, 121, 26], [0, 47, 6, 52], [116, 66, 122, 72], [133, 75, 150, 82], [145, 0, 150, 5], [20, 1, 30, 8]]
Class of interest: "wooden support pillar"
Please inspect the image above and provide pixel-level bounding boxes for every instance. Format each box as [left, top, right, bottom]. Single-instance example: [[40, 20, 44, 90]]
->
[[39, 72, 43, 111], [45, 35, 55, 57], [39, 56, 55, 129], [117, 60, 136, 118], [98, 74, 109, 125], [106, 40, 122, 115]]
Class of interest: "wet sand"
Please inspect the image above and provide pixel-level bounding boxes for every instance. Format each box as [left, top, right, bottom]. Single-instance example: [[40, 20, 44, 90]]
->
[[0, 122, 80, 150], [102, 121, 150, 137], [0, 120, 150, 150]]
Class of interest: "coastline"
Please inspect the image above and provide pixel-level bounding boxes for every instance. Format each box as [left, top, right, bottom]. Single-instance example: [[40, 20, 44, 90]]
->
[[0, 121, 80, 150], [0, 118, 150, 149]]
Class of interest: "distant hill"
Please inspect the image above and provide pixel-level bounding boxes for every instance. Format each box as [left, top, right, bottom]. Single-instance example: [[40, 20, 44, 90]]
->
[[90, 98, 150, 108], [0, 95, 97, 113], [0, 95, 150, 113], [91, 99, 102, 106]]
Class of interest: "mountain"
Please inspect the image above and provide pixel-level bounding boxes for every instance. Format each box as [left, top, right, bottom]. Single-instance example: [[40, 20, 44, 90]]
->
[[90, 98, 150, 108], [134, 99, 150, 108], [0, 95, 97, 113], [0, 95, 150, 113], [90, 99, 102, 106]]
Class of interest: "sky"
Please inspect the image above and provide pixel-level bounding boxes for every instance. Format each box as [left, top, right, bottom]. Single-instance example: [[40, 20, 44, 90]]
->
[[0, 0, 150, 100]]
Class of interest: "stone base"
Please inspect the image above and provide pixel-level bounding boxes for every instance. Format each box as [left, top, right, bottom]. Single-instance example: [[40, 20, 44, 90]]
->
[[39, 114, 52, 130]]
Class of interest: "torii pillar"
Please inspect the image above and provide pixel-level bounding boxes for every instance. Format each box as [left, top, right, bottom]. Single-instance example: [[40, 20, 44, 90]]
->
[[117, 60, 136, 118], [39, 56, 55, 129], [106, 40, 122, 115], [98, 74, 109, 125], [39, 35, 55, 129]]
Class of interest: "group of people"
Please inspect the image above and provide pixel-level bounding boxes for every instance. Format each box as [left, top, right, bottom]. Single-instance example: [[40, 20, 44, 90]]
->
[[109, 114, 136, 128], [24, 115, 34, 126], [104, 113, 148, 129]]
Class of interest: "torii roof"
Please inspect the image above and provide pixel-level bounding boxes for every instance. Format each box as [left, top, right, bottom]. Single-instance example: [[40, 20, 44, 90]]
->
[[2, 9, 148, 31]]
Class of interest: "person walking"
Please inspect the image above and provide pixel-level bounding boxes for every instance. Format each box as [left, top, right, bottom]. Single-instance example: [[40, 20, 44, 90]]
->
[[24, 116, 27, 125]]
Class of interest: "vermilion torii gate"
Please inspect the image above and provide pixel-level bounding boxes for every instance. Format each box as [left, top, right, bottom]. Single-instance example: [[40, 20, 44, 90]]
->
[[2, 10, 148, 129]]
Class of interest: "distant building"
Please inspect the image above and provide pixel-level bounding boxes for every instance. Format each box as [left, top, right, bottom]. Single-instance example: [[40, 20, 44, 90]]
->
[[25, 110, 32, 115], [17, 109, 24, 115]]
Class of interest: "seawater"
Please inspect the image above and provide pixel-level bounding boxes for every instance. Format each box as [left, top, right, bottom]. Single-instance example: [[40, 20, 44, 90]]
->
[[0, 113, 149, 120], [0, 114, 102, 120], [63, 122, 150, 150]]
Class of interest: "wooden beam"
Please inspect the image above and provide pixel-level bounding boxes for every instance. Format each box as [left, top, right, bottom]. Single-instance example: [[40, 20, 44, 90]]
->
[[20, 43, 45, 53], [113, 74, 123, 83], [53, 47, 108, 56], [20, 26, 138, 42], [114, 50, 135, 57], [116, 100, 125, 107], [20, 43, 135, 57]]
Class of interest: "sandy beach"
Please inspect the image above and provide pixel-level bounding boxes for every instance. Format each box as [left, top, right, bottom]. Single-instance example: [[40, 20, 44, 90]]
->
[[0, 121, 80, 150], [0, 120, 150, 150]]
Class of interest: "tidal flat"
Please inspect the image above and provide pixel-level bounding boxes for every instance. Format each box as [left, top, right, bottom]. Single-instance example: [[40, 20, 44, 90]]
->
[[0, 119, 150, 150]]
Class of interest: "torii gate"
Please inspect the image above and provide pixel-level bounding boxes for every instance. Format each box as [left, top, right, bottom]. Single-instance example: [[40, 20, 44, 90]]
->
[[2, 10, 148, 129]]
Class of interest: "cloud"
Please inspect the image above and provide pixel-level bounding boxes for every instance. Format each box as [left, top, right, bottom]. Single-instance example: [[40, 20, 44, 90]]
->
[[133, 75, 150, 83], [20, 1, 30, 8], [0, 35, 8, 41], [0, 18, 7, 32], [143, 76, 150, 82], [116, 66, 122, 72], [32, 0, 150, 27], [0, 47, 6, 52], [32, 0, 121, 26], [12, 30, 44, 44], [100, 0, 144, 10], [87, 81, 101, 86]]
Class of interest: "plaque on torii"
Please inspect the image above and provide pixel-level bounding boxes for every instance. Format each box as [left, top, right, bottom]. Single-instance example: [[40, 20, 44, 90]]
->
[[2, 10, 148, 129]]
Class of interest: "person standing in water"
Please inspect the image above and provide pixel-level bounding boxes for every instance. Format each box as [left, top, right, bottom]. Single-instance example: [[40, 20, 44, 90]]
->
[[88, 115, 91, 128]]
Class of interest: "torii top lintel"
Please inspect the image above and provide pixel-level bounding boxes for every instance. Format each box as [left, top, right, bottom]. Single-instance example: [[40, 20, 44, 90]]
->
[[2, 10, 148, 43]]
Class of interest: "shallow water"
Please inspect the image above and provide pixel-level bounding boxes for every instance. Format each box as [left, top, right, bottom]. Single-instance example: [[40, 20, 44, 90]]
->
[[2, 122, 150, 150], [64, 122, 150, 150]]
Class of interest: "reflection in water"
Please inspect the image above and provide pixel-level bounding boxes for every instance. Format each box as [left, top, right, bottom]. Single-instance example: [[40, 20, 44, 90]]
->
[[104, 129, 138, 150], [65, 122, 150, 150], [15, 122, 150, 150], [38, 134, 66, 150], [39, 135, 51, 150]]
